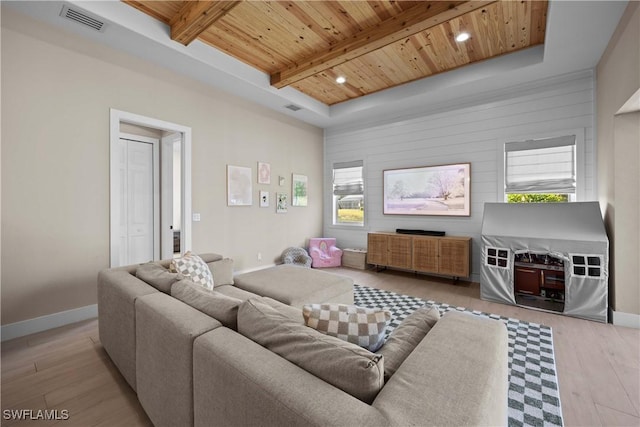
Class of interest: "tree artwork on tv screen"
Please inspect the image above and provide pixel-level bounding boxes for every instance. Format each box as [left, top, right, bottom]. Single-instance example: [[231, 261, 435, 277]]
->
[[383, 163, 471, 216]]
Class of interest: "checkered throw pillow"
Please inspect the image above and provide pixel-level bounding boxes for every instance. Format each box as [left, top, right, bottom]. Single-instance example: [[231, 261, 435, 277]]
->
[[169, 252, 214, 291], [302, 303, 391, 352]]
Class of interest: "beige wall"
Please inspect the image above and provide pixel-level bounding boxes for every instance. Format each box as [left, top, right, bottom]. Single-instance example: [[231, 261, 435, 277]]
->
[[596, 2, 640, 316], [0, 8, 323, 325]]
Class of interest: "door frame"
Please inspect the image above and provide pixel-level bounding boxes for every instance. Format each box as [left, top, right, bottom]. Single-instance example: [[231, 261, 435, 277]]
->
[[110, 109, 193, 267], [160, 132, 182, 259]]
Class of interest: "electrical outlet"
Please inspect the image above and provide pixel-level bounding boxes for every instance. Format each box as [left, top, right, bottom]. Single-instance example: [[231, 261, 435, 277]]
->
[[192, 213, 201, 222], [257, 252, 262, 261]]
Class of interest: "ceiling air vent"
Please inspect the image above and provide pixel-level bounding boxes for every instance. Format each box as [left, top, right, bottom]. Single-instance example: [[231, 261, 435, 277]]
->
[[284, 104, 303, 112], [60, 5, 106, 33]]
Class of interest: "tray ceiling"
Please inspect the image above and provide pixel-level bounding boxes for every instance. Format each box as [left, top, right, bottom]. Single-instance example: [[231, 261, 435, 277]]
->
[[123, 0, 548, 106]]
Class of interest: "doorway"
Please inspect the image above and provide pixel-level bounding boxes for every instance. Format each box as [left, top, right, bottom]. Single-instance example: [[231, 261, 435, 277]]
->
[[161, 132, 183, 259], [109, 109, 192, 267], [513, 252, 565, 313]]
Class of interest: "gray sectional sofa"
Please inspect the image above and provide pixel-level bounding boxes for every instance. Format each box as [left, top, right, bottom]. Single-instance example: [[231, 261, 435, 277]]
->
[[98, 253, 509, 427]]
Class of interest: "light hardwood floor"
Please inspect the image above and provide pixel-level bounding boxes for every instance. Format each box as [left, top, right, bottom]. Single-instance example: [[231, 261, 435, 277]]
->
[[1, 267, 638, 426]]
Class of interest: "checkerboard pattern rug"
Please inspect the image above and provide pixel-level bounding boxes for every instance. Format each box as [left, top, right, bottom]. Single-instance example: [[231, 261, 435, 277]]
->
[[354, 284, 564, 427]]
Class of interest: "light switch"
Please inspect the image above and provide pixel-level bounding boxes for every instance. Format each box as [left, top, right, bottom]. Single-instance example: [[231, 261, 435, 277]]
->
[[192, 213, 201, 222]]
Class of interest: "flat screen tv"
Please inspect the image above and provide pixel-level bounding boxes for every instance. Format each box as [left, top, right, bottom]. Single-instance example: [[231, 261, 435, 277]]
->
[[383, 162, 471, 216]]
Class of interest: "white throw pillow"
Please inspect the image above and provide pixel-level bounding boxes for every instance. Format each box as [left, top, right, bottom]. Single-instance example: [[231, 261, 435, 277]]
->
[[170, 252, 214, 290], [302, 303, 391, 352]]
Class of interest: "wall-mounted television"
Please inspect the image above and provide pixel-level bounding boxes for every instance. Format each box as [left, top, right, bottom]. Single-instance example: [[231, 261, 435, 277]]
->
[[383, 163, 471, 216]]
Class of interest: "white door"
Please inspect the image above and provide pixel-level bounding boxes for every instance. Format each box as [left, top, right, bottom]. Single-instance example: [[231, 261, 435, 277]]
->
[[117, 137, 156, 265], [127, 140, 154, 263]]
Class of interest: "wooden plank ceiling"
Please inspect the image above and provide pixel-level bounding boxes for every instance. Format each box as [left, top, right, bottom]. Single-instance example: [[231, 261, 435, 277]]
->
[[124, 0, 548, 106]]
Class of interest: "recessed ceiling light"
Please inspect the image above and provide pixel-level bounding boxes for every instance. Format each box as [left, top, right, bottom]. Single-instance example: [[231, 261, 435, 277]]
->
[[455, 32, 470, 42], [336, 76, 346, 84]]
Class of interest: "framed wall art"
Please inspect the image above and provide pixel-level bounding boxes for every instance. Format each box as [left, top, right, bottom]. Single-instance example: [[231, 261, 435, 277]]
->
[[291, 174, 308, 207], [276, 193, 288, 213], [383, 163, 471, 216], [227, 165, 253, 206], [259, 190, 269, 208], [258, 162, 271, 184]]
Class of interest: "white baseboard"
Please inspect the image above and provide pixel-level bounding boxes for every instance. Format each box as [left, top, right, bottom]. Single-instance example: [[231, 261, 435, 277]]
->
[[1, 263, 284, 342], [1, 304, 98, 342], [233, 263, 277, 275], [610, 309, 640, 329]]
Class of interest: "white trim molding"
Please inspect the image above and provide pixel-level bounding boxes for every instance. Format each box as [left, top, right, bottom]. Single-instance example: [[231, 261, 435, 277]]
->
[[1, 304, 98, 342], [110, 109, 193, 267], [610, 309, 640, 329]]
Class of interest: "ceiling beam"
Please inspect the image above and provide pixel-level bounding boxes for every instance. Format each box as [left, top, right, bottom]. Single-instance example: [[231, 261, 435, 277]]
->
[[271, 1, 496, 89], [170, 1, 241, 46]]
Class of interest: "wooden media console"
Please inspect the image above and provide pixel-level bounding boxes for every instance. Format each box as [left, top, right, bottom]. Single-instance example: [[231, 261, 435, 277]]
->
[[367, 232, 471, 279]]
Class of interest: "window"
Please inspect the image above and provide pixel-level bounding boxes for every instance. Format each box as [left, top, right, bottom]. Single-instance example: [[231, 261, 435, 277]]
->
[[570, 254, 602, 278], [333, 161, 364, 226], [486, 247, 510, 269], [505, 135, 576, 203]]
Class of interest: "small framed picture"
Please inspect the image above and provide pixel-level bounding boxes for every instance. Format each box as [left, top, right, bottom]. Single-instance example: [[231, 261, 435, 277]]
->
[[292, 174, 308, 207], [276, 193, 288, 213], [258, 162, 271, 185], [260, 190, 269, 208]]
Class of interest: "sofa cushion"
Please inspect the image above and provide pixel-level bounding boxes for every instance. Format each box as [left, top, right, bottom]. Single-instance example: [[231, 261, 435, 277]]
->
[[372, 311, 508, 427], [302, 304, 390, 352], [233, 264, 354, 308], [208, 258, 234, 285], [171, 279, 243, 330], [136, 262, 183, 293], [238, 298, 384, 404], [170, 252, 214, 290], [157, 253, 222, 270], [376, 305, 440, 380], [214, 284, 260, 302], [261, 297, 304, 323]]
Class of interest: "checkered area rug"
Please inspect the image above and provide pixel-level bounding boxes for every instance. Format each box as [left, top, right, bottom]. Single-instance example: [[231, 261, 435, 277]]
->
[[354, 284, 564, 427]]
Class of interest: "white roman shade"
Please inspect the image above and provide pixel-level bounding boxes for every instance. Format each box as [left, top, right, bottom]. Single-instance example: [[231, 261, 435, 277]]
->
[[505, 135, 576, 193], [333, 160, 363, 196]]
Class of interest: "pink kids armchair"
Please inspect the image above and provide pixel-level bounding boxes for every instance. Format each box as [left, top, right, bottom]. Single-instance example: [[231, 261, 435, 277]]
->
[[309, 238, 343, 268]]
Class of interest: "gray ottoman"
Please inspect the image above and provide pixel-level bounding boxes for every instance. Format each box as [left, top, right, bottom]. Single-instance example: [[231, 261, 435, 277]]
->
[[233, 265, 353, 308]]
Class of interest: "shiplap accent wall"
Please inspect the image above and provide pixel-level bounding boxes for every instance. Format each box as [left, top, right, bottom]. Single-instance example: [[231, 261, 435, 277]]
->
[[324, 71, 596, 282]]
